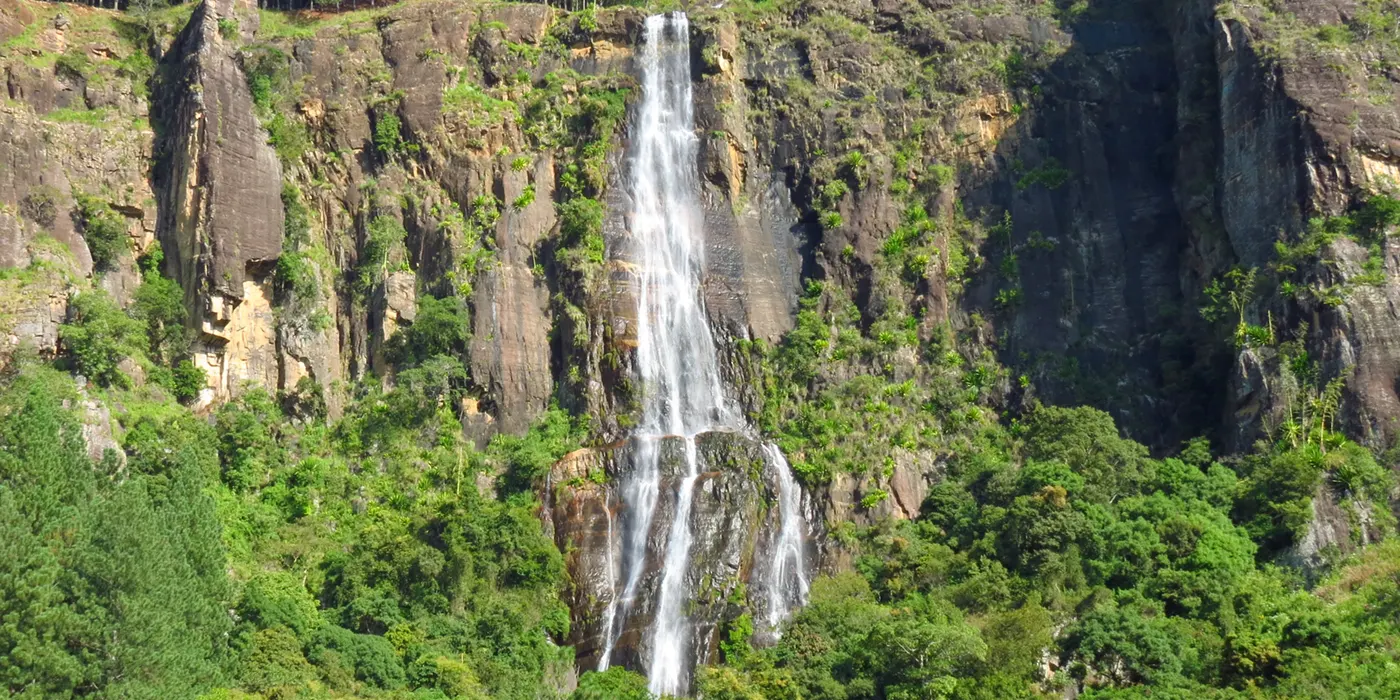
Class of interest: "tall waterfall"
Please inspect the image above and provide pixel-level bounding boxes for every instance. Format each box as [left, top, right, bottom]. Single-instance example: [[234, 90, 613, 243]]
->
[[595, 13, 810, 695]]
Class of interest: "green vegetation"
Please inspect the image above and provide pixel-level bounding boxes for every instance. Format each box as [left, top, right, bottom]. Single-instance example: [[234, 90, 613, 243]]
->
[[703, 404, 1400, 698], [1014, 157, 1071, 190], [242, 44, 312, 166], [12, 4, 1400, 700], [0, 347, 585, 698], [218, 17, 239, 40], [59, 288, 146, 387], [374, 112, 408, 158], [59, 247, 203, 401], [357, 215, 408, 296], [0, 366, 230, 698], [385, 294, 470, 368], [73, 193, 128, 271]]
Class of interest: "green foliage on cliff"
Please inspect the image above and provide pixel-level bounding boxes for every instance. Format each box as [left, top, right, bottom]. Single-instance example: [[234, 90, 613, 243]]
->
[[357, 215, 408, 295], [59, 288, 146, 387], [73, 193, 128, 271]]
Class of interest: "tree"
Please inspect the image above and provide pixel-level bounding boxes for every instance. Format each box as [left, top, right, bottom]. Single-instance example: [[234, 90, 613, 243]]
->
[[59, 289, 146, 387], [386, 295, 470, 368], [74, 194, 128, 271], [0, 369, 230, 697], [573, 668, 652, 700]]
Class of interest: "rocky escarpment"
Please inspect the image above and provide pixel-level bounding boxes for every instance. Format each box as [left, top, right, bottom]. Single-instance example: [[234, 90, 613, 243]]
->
[[156, 0, 284, 404], [149, 0, 805, 436], [0, 0, 161, 358], [5, 0, 1400, 685]]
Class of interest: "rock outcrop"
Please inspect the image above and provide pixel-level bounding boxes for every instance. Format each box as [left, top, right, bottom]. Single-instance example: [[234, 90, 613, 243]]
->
[[0, 1, 157, 360], [543, 430, 811, 671], [155, 0, 283, 403]]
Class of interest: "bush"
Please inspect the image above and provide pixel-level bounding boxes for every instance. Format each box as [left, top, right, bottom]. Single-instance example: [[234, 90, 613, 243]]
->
[[215, 390, 287, 493], [358, 216, 407, 293], [274, 251, 318, 304], [60, 290, 146, 387], [55, 49, 90, 80], [386, 295, 470, 368], [573, 667, 651, 699], [240, 626, 315, 694], [239, 572, 323, 640], [170, 359, 206, 404], [492, 406, 585, 494], [20, 186, 59, 228], [266, 113, 309, 165], [310, 625, 406, 689], [558, 197, 605, 268], [374, 113, 406, 157], [74, 194, 128, 271], [218, 18, 239, 40], [132, 272, 189, 365]]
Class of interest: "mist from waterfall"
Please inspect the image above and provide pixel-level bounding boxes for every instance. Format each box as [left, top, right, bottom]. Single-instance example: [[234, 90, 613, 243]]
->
[[595, 13, 809, 695]]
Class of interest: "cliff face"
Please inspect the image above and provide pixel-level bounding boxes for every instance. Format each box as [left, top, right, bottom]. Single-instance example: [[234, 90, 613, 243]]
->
[[156, 0, 285, 403], [4, 0, 1400, 680]]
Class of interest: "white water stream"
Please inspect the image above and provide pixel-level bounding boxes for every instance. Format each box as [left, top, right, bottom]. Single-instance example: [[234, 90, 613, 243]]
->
[[595, 13, 809, 694]]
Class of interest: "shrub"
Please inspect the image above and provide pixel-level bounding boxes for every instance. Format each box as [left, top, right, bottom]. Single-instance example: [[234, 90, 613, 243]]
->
[[59, 290, 146, 387], [132, 273, 189, 365], [74, 194, 128, 271], [358, 216, 407, 293], [281, 183, 311, 244], [385, 295, 470, 368], [240, 627, 315, 694], [171, 359, 206, 404], [374, 113, 405, 157], [20, 186, 60, 228], [54, 50, 90, 80], [274, 251, 318, 304], [239, 572, 323, 640], [310, 625, 406, 689], [217, 18, 239, 40], [215, 390, 287, 493], [266, 113, 309, 165], [573, 667, 650, 699], [558, 197, 605, 267]]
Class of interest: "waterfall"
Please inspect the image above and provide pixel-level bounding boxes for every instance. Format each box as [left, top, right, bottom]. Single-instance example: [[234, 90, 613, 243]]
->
[[762, 444, 811, 631], [595, 13, 809, 694], [597, 493, 619, 672]]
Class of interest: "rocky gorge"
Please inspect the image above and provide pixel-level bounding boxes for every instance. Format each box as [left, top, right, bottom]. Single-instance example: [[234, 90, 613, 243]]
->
[[4, 0, 1400, 696]]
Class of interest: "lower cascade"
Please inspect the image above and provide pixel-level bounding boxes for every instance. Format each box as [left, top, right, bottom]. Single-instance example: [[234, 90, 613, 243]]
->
[[593, 12, 812, 695]]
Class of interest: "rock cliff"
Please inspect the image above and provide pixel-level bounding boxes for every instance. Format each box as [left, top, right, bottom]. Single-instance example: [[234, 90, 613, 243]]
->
[[4, 0, 1400, 682]]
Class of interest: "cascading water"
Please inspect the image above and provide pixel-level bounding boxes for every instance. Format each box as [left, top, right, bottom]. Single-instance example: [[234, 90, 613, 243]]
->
[[595, 13, 810, 694], [762, 444, 811, 631]]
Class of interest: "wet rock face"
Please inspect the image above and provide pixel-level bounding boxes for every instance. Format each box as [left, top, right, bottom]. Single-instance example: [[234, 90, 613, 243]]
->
[[543, 430, 814, 675]]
